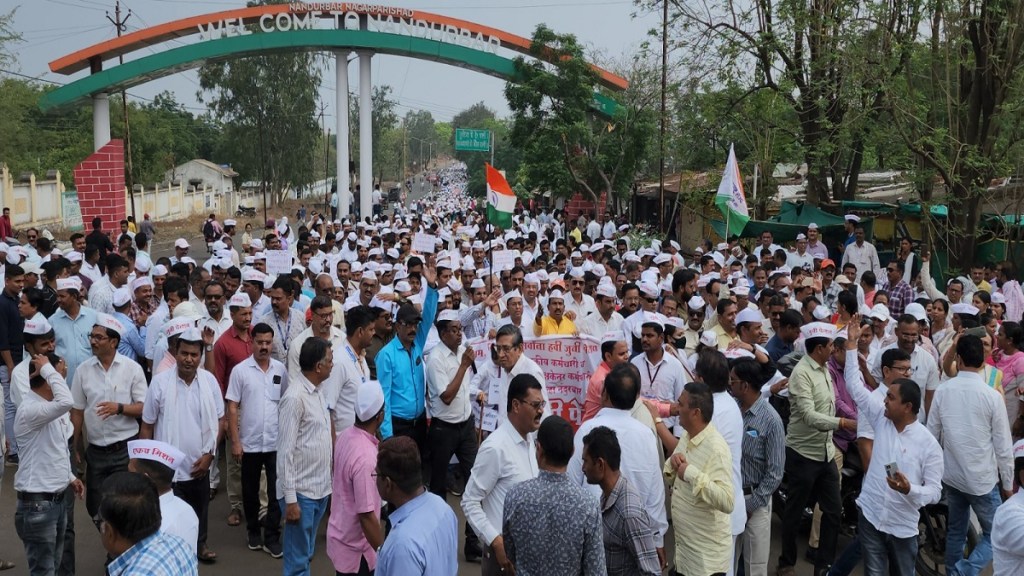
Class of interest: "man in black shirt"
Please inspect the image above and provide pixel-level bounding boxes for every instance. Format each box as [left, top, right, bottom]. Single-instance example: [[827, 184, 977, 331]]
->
[[0, 263, 25, 465]]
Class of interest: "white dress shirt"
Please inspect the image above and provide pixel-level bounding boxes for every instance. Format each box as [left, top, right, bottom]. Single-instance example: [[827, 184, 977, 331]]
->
[[326, 339, 368, 433], [868, 344, 939, 422], [142, 368, 225, 483], [160, 491, 199, 555], [712, 391, 748, 537], [11, 356, 74, 443], [845, 350, 944, 537], [70, 353, 148, 446], [276, 373, 333, 503], [576, 310, 624, 339], [632, 351, 689, 431], [425, 343, 476, 424], [225, 355, 287, 453], [14, 365, 75, 493], [564, 293, 597, 320], [568, 407, 668, 546], [498, 355, 551, 426], [927, 370, 1014, 494], [461, 421, 538, 546], [993, 490, 1024, 575], [842, 241, 880, 282]]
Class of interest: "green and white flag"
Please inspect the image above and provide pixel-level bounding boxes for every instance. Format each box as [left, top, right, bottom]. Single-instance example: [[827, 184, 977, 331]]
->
[[715, 144, 749, 238]]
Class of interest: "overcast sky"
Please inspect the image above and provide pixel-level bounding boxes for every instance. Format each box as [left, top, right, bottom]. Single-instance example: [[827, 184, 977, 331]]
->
[[12, 0, 660, 124]]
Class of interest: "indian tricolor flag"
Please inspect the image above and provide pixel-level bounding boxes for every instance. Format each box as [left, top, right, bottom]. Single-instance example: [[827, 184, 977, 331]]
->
[[715, 144, 750, 238], [486, 163, 516, 229]]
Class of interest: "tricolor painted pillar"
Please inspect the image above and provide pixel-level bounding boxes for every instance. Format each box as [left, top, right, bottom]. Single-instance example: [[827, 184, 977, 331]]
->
[[336, 52, 351, 219], [358, 51, 373, 220], [92, 92, 110, 151]]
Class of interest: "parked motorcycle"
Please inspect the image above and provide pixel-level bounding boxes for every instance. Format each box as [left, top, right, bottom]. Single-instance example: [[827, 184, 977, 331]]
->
[[236, 205, 256, 217]]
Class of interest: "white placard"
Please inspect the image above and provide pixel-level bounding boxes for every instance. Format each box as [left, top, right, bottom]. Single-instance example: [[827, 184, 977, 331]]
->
[[491, 250, 514, 271], [412, 232, 437, 254], [265, 250, 293, 275]]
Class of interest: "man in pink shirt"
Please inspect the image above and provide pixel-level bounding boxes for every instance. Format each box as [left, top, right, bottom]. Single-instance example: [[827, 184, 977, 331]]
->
[[582, 335, 632, 421], [328, 380, 386, 575]]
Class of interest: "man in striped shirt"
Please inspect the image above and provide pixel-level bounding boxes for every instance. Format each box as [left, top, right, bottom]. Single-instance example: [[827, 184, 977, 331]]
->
[[277, 337, 335, 576], [730, 358, 785, 576]]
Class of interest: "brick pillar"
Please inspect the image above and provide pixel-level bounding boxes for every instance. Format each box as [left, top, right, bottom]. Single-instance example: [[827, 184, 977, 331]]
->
[[73, 140, 126, 232]]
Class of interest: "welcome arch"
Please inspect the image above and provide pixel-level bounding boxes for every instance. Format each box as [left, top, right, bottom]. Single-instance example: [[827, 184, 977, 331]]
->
[[46, 2, 629, 218]]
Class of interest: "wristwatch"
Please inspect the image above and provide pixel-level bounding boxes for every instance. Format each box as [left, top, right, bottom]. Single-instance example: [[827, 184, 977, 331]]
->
[[654, 417, 663, 425], [117, 403, 124, 415], [205, 344, 213, 352]]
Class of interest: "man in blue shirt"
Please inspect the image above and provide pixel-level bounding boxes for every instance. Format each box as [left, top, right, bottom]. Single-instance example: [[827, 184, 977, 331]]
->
[[765, 309, 801, 363], [50, 277, 98, 389], [375, 436, 457, 576], [375, 264, 438, 467]]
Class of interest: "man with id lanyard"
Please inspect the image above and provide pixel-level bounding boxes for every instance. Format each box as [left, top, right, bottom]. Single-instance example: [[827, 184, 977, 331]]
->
[[330, 305, 377, 437], [288, 296, 352, 432], [226, 322, 288, 558]]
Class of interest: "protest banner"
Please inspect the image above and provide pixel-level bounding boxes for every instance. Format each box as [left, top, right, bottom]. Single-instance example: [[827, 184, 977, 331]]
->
[[467, 335, 600, 432], [265, 250, 293, 275], [412, 232, 437, 253]]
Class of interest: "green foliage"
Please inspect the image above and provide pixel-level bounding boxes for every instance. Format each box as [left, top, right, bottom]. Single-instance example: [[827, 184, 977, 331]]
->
[[197, 0, 322, 202], [450, 102, 520, 197], [505, 25, 654, 204]]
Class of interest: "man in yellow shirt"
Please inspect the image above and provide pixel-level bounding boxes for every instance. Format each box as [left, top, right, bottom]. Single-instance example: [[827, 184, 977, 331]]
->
[[664, 380, 734, 576], [534, 289, 577, 336]]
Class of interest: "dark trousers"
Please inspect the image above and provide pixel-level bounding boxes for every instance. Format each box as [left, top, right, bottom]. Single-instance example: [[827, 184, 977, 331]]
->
[[428, 417, 480, 549], [391, 416, 429, 480], [780, 447, 841, 572], [174, 472, 210, 551], [85, 442, 130, 522], [241, 452, 280, 544], [336, 555, 373, 576]]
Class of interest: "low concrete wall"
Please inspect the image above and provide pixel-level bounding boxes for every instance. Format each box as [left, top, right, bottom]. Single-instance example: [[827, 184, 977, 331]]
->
[[0, 165, 66, 229]]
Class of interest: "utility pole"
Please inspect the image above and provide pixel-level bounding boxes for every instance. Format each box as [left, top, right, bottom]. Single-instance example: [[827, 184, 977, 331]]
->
[[107, 0, 135, 222], [658, 0, 668, 233], [317, 100, 329, 212]]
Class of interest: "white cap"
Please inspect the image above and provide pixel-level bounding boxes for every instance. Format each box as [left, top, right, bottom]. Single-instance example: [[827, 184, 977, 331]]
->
[[437, 310, 460, 323], [112, 286, 132, 308], [700, 330, 718, 348], [66, 250, 83, 263], [732, 285, 751, 297], [687, 295, 706, 310], [127, 440, 187, 473], [469, 278, 485, 290], [801, 322, 837, 340], [869, 304, 891, 323], [95, 313, 125, 336], [654, 253, 672, 265], [992, 292, 1007, 304], [595, 284, 617, 299], [548, 288, 565, 301], [242, 269, 267, 284], [796, 233, 807, 241], [180, 256, 197, 266], [172, 301, 200, 319], [808, 223, 819, 230], [178, 327, 203, 343], [228, 293, 252, 308], [24, 318, 53, 336], [905, 302, 928, 323], [950, 303, 980, 316], [568, 268, 585, 279], [812, 306, 831, 320], [224, 219, 237, 227], [1014, 438, 1024, 460], [639, 282, 659, 299], [152, 264, 168, 276], [736, 308, 764, 325], [56, 277, 83, 293], [844, 214, 861, 223], [447, 278, 463, 292], [174, 238, 190, 249], [356, 381, 385, 422]]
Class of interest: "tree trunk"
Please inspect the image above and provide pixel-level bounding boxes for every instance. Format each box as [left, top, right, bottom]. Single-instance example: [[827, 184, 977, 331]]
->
[[843, 137, 866, 200]]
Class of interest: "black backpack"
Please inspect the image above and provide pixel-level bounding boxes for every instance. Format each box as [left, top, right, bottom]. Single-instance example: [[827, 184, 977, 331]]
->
[[202, 220, 215, 240]]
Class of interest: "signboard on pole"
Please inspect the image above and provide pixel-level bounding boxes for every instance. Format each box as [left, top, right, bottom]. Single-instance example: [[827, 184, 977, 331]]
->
[[454, 128, 491, 152]]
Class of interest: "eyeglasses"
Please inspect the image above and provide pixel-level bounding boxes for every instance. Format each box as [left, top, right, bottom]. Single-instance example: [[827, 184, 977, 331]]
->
[[89, 333, 110, 341], [571, 280, 585, 285], [517, 399, 546, 411], [205, 293, 224, 300], [493, 344, 518, 354], [313, 310, 334, 319], [27, 235, 37, 240]]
